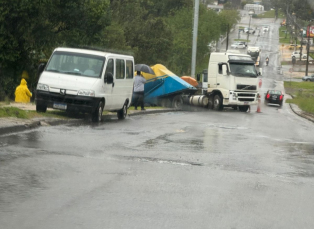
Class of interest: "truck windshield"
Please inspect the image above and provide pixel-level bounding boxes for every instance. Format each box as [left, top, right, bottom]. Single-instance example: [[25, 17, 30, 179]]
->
[[45, 51, 105, 78], [229, 63, 257, 78]]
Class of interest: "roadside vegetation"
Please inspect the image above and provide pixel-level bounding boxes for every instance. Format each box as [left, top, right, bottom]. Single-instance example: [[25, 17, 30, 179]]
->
[[0, 0, 240, 101], [279, 28, 291, 44], [0, 103, 163, 119], [0, 105, 71, 119], [255, 9, 285, 19], [284, 81, 314, 114]]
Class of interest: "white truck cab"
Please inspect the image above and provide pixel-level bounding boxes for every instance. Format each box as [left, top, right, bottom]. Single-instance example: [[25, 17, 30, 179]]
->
[[36, 47, 134, 122], [202, 51, 260, 112]]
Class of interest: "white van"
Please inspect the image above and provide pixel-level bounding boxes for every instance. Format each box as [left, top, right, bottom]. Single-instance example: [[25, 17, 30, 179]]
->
[[36, 47, 134, 122]]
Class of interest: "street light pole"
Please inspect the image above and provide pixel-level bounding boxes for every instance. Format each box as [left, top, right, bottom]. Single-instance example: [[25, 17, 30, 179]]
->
[[246, 10, 254, 45], [305, 25, 311, 76], [246, 14, 252, 44], [191, 0, 199, 79], [300, 29, 303, 61]]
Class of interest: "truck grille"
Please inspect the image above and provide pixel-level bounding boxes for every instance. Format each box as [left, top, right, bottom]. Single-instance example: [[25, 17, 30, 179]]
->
[[237, 85, 256, 90], [237, 92, 256, 102]]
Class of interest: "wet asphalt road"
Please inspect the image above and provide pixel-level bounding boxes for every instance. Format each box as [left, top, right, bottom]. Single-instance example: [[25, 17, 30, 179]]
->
[[1, 106, 314, 229], [1, 18, 314, 229]]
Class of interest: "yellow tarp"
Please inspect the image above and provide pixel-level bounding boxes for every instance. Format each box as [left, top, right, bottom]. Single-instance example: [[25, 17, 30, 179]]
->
[[142, 64, 177, 80]]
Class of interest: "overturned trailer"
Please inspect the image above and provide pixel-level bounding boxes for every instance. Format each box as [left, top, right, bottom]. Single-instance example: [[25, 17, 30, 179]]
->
[[140, 64, 198, 108]]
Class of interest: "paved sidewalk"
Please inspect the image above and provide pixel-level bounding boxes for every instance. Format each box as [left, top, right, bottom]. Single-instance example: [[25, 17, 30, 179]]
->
[[0, 103, 176, 135]]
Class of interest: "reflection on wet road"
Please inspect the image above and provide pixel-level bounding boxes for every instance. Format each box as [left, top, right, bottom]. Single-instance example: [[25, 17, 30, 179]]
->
[[1, 105, 314, 228]]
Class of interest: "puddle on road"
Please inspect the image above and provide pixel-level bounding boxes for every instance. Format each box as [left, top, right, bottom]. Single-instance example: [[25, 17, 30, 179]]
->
[[285, 142, 314, 156], [278, 142, 314, 177], [115, 155, 204, 167]]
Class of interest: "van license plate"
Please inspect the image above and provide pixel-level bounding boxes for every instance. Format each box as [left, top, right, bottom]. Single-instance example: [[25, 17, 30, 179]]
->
[[244, 102, 249, 105], [53, 103, 67, 110]]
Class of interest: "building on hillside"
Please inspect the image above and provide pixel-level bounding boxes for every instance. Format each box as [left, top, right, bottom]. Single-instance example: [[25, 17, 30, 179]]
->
[[207, 4, 223, 13], [244, 4, 264, 12]]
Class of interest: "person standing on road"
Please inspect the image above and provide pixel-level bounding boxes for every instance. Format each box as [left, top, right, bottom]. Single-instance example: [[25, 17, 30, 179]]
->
[[266, 56, 269, 66], [133, 71, 146, 110], [15, 78, 32, 103]]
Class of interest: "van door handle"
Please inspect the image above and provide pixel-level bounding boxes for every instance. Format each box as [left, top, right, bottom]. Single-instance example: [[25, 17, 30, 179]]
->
[[216, 83, 220, 85]]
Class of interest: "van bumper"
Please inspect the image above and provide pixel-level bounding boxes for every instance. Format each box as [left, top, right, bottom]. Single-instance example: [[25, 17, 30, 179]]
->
[[35, 90, 100, 113]]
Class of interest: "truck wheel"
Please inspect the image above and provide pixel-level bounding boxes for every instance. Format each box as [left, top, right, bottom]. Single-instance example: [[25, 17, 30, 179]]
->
[[36, 103, 47, 113], [239, 106, 249, 112], [213, 94, 223, 111], [172, 95, 183, 109], [161, 98, 172, 108], [92, 101, 103, 122], [207, 95, 214, 109], [117, 103, 127, 120]]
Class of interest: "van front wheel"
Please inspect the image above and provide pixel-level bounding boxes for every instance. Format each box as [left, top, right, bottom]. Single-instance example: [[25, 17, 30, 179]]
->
[[36, 103, 47, 113], [117, 104, 127, 120], [92, 101, 103, 122]]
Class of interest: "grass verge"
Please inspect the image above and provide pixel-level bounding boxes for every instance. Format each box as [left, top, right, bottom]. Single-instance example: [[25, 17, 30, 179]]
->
[[256, 9, 285, 19], [0, 104, 165, 119], [284, 81, 314, 114]]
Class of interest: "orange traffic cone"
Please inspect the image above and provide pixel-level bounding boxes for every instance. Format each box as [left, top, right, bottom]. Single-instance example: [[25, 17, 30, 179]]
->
[[256, 97, 261, 113]]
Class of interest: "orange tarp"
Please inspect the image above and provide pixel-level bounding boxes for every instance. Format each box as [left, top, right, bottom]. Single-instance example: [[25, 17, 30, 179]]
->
[[181, 76, 198, 87]]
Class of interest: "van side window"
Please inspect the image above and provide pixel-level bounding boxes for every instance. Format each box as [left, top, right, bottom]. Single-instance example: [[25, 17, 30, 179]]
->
[[105, 59, 114, 82], [126, 60, 133, 79], [116, 59, 125, 79]]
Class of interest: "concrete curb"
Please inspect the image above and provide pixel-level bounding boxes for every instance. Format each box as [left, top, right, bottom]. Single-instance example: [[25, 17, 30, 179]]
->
[[289, 103, 314, 123], [286, 93, 314, 123], [0, 108, 177, 136]]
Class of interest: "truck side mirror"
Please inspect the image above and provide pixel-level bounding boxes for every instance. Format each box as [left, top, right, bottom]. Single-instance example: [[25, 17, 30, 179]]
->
[[222, 65, 228, 76], [106, 72, 113, 84], [196, 74, 200, 81]]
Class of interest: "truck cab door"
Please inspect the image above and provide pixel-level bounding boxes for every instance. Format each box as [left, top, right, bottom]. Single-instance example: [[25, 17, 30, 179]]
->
[[201, 69, 208, 94]]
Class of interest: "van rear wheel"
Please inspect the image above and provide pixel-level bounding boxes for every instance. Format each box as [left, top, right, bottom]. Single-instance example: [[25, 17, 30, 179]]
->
[[92, 101, 103, 122], [117, 104, 127, 120]]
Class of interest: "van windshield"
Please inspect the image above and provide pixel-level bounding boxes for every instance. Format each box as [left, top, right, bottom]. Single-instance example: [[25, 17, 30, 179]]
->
[[45, 51, 105, 78], [229, 63, 258, 78]]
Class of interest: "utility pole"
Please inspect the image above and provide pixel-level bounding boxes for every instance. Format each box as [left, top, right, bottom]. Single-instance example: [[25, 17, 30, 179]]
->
[[305, 25, 311, 76], [191, 0, 199, 79]]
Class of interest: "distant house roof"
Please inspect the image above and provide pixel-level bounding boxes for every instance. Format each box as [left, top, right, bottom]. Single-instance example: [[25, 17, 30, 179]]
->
[[207, 5, 224, 10]]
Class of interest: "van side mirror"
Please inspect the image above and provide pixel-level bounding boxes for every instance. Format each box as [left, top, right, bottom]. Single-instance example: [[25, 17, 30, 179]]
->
[[259, 68, 262, 76], [38, 63, 46, 76], [106, 72, 113, 84], [196, 74, 200, 81]]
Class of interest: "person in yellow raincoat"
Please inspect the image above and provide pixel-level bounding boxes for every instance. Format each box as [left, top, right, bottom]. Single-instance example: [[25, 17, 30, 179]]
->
[[15, 78, 32, 103]]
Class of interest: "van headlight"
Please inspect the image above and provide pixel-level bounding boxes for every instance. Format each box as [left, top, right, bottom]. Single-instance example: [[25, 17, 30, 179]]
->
[[37, 83, 49, 91], [78, 90, 95, 97]]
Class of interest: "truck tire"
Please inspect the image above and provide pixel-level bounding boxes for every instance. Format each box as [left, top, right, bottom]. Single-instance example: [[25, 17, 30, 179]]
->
[[207, 95, 214, 109], [92, 101, 103, 122], [117, 103, 127, 120], [36, 103, 47, 113], [239, 105, 249, 112], [172, 95, 183, 109], [213, 94, 223, 111]]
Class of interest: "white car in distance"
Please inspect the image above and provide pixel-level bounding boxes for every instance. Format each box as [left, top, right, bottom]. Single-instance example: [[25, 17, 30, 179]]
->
[[231, 42, 246, 49], [291, 51, 307, 59], [262, 25, 269, 32]]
